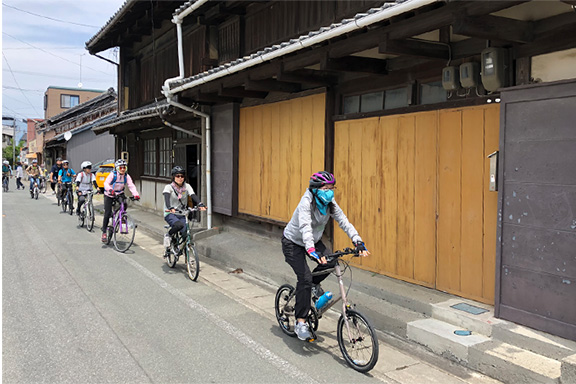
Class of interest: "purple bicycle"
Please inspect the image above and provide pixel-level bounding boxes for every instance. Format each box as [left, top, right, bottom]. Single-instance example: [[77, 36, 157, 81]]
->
[[105, 193, 137, 252]]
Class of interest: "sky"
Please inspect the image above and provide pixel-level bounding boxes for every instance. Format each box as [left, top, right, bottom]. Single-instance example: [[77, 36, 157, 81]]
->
[[1, 0, 127, 121]]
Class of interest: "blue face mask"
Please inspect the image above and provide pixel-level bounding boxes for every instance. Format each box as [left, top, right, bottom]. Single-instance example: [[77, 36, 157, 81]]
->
[[314, 187, 334, 209]]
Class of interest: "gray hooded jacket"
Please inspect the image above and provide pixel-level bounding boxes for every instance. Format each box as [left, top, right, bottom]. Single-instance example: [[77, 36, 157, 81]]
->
[[283, 189, 362, 250]]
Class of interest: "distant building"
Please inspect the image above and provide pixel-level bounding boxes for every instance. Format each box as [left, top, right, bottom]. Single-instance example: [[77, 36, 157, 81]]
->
[[44, 86, 106, 120]]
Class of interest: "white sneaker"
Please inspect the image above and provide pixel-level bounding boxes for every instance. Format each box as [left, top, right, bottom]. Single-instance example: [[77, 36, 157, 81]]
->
[[163, 234, 171, 248], [294, 321, 312, 341]]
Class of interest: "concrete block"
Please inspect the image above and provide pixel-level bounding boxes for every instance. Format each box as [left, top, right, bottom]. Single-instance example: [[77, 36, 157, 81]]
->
[[493, 322, 576, 360], [469, 340, 561, 384], [407, 318, 489, 362], [431, 298, 504, 337], [561, 354, 576, 384]]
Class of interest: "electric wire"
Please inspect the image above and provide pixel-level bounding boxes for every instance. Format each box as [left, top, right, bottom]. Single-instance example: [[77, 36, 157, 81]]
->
[[2, 52, 41, 116], [2, 3, 99, 28]]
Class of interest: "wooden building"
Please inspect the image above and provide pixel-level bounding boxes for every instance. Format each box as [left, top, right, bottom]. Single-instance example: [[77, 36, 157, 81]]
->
[[86, 0, 576, 340]]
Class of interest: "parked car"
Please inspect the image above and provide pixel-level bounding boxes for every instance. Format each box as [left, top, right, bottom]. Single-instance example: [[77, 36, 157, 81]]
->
[[94, 159, 115, 192]]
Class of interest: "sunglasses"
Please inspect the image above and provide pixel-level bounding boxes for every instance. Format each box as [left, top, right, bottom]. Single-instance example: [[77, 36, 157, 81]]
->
[[174, 174, 185, 178], [118, 166, 127, 170]]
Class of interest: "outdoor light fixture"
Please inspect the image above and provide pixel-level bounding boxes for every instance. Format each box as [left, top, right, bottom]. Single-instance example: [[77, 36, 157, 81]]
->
[[481, 47, 507, 92]]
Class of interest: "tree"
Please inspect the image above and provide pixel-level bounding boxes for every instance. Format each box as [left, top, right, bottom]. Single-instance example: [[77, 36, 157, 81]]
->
[[2, 140, 26, 165]]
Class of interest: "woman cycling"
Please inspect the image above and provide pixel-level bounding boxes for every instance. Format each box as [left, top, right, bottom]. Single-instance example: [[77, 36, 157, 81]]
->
[[75, 161, 98, 216], [162, 166, 205, 256], [101, 159, 140, 243], [282, 171, 369, 341]]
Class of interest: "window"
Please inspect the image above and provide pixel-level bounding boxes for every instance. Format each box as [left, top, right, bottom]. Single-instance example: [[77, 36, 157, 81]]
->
[[143, 137, 172, 178], [360, 92, 384, 113], [144, 139, 156, 176], [159, 137, 172, 178], [343, 95, 360, 114], [420, 81, 447, 105], [385, 87, 409, 110], [61, 94, 80, 108]]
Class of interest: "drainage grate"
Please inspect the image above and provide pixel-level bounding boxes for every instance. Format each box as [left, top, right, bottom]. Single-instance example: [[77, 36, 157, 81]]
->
[[450, 302, 489, 315]]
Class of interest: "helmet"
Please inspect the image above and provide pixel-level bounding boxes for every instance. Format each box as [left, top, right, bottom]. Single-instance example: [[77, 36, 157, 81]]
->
[[56, 157, 62, 162], [32, 159, 38, 164], [81, 161, 92, 169], [115, 159, 127, 170], [309, 171, 336, 188], [171, 166, 185, 176], [3, 160, 8, 165], [62, 160, 69, 165]]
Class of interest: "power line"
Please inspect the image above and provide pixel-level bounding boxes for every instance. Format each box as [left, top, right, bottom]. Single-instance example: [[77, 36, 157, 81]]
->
[[3, 85, 44, 92], [2, 3, 100, 28], [2, 52, 41, 116], [3, 32, 112, 76], [2, 68, 109, 82]]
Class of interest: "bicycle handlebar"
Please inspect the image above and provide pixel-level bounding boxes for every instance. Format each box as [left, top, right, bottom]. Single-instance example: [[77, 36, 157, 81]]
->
[[312, 247, 360, 263]]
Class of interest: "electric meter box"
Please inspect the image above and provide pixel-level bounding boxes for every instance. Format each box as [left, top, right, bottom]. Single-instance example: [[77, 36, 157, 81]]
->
[[442, 66, 460, 91], [460, 62, 480, 88], [481, 47, 507, 92]]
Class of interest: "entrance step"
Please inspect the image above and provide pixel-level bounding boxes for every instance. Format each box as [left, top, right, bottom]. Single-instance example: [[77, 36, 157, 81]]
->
[[469, 340, 562, 384], [431, 298, 504, 337], [407, 318, 490, 362]]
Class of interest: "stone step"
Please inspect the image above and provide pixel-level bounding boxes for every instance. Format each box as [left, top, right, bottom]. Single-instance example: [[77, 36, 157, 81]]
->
[[431, 298, 504, 337], [492, 322, 576, 360], [469, 340, 562, 384], [407, 318, 490, 362]]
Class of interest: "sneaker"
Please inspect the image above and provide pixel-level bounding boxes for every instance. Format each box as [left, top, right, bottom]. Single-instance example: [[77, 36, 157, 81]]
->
[[311, 284, 324, 301], [294, 321, 312, 341], [163, 234, 171, 248], [101, 233, 107, 243], [163, 247, 170, 259]]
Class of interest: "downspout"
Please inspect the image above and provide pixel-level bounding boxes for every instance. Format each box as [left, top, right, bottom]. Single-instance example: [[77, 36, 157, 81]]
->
[[161, 0, 212, 228], [165, 97, 213, 230]]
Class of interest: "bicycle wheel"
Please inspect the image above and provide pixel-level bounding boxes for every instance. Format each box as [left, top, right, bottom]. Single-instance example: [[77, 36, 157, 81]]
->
[[78, 206, 85, 227], [113, 213, 136, 252], [68, 192, 74, 215], [61, 193, 68, 212], [165, 235, 178, 268], [86, 203, 95, 231], [106, 226, 113, 245], [186, 243, 200, 281], [34, 187, 39, 200], [40, 182, 47, 193], [275, 284, 297, 337], [337, 310, 379, 373], [57, 185, 62, 206]]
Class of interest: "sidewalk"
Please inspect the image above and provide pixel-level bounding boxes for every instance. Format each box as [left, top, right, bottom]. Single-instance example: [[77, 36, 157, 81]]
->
[[90, 196, 576, 384]]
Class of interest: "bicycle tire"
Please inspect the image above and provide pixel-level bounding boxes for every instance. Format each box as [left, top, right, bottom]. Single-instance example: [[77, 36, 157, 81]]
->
[[40, 181, 47, 194], [106, 226, 113, 245], [34, 187, 39, 200], [165, 233, 178, 268], [336, 310, 379, 373], [61, 194, 68, 212], [113, 213, 136, 252], [275, 284, 297, 337], [57, 185, 62, 206], [186, 243, 200, 281], [86, 203, 94, 231], [68, 191, 74, 215]]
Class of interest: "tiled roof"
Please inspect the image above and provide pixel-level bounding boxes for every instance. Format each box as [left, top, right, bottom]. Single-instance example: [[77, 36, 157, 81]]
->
[[165, 0, 427, 94], [50, 113, 117, 142], [85, 0, 133, 50], [92, 100, 171, 134]]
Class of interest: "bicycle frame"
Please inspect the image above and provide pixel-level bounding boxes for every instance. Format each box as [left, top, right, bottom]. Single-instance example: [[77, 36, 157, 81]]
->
[[109, 195, 130, 234]]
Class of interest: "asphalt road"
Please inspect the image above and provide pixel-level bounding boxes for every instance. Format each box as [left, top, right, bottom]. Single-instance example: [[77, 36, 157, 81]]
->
[[2, 189, 386, 384]]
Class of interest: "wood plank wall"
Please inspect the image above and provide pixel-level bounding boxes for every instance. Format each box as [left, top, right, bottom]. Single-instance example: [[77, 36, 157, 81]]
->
[[238, 93, 326, 222], [334, 105, 499, 304]]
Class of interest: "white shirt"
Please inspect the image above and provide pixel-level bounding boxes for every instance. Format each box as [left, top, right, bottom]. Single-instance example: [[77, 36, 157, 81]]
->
[[75, 171, 96, 194]]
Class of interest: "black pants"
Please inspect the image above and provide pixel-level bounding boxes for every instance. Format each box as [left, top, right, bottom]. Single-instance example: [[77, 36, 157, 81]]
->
[[16, 177, 23, 189], [281, 236, 337, 319], [77, 193, 86, 213]]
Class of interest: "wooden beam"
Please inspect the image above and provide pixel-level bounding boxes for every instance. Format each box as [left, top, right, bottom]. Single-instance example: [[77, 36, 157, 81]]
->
[[218, 85, 268, 99], [321, 56, 387, 75], [190, 90, 240, 104], [245, 79, 301, 93], [379, 38, 449, 60], [277, 69, 338, 86], [453, 15, 534, 43]]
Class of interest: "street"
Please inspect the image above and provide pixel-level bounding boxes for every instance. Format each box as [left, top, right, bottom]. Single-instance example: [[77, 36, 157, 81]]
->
[[2, 189, 387, 384]]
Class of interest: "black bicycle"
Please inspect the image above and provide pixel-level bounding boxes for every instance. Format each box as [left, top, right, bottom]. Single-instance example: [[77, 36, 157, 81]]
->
[[60, 182, 74, 215], [164, 207, 200, 281], [275, 248, 379, 373], [78, 190, 96, 231]]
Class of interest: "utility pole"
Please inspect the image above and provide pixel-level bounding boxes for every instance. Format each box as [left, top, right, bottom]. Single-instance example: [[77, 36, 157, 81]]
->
[[12, 116, 16, 166]]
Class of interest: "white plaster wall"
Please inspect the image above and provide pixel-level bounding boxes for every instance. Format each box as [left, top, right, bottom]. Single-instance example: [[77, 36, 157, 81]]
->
[[532, 48, 576, 83]]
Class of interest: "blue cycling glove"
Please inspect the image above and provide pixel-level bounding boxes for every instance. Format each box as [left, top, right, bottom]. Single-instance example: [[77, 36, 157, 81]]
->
[[307, 247, 321, 261]]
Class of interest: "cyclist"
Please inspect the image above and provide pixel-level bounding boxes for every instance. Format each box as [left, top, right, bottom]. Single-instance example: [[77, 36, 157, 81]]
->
[[26, 159, 41, 198], [75, 161, 99, 216], [162, 166, 206, 257], [49, 158, 63, 195], [101, 159, 140, 243], [2, 160, 12, 189], [58, 160, 76, 208], [282, 171, 370, 341], [15, 161, 24, 190]]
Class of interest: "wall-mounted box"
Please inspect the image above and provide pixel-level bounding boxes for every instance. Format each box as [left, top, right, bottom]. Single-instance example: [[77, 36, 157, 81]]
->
[[460, 62, 480, 88], [481, 48, 508, 92], [442, 66, 460, 91]]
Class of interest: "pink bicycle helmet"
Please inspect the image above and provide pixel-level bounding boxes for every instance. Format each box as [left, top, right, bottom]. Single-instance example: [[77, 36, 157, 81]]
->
[[309, 171, 336, 188]]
